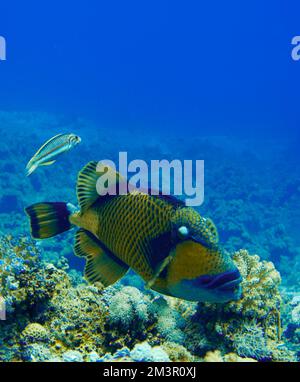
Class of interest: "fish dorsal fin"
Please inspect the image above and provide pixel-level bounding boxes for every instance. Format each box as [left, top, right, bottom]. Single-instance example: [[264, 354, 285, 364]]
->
[[74, 229, 129, 286], [77, 161, 124, 213]]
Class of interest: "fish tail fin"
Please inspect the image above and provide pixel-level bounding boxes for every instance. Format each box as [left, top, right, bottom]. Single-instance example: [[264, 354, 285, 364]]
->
[[26, 162, 38, 176], [25, 202, 76, 239]]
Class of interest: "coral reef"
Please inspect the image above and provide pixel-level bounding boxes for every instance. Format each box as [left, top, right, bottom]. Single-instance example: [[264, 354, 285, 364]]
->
[[182, 249, 296, 362], [0, 235, 298, 362], [281, 293, 300, 358], [0, 111, 299, 362], [222, 250, 282, 320], [203, 350, 257, 362]]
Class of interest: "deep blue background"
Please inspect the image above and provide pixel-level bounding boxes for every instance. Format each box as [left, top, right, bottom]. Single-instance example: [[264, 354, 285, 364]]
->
[[0, 1, 299, 139]]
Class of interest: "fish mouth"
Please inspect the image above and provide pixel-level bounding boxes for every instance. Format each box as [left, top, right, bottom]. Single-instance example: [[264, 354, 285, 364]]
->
[[194, 268, 242, 292], [168, 268, 242, 302]]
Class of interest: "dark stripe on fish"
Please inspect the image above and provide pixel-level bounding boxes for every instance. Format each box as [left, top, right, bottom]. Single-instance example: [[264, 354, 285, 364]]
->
[[83, 229, 130, 269]]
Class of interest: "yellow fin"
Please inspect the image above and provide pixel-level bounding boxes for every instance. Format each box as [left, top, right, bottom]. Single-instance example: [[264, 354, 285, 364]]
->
[[74, 229, 129, 286], [41, 160, 56, 166], [76, 161, 124, 213]]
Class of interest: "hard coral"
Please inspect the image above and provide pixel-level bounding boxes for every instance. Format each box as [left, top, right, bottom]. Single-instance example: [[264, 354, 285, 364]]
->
[[227, 249, 282, 320], [185, 250, 294, 361], [21, 323, 50, 344], [0, 234, 298, 362], [0, 235, 70, 314], [107, 286, 154, 329], [204, 350, 257, 362]]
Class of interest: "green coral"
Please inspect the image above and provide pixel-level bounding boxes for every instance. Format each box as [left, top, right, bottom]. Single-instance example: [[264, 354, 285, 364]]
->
[[21, 323, 50, 345]]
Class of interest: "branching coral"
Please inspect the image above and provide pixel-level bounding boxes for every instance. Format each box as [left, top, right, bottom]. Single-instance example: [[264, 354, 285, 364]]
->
[[231, 322, 271, 360], [153, 296, 186, 344], [107, 286, 153, 329], [226, 250, 282, 321]]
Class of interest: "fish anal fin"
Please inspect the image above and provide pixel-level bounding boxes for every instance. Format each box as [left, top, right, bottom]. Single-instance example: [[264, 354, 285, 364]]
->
[[74, 229, 129, 286], [77, 161, 124, 212]]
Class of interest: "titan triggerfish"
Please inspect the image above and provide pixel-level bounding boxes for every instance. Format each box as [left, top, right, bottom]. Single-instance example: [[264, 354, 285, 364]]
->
[[25, 161, 242, 302]]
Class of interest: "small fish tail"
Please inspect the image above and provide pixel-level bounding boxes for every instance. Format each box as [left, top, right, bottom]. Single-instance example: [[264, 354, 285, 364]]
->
[[25, 202, 76, 239], [26, 163, 38, 176]]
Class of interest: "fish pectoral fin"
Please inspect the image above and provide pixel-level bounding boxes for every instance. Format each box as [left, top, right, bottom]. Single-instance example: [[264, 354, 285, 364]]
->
[[146, 249, 176, 290], [40, 160, 56, 166], [77, 161, 125, 213], [74, 229, 129, 286]]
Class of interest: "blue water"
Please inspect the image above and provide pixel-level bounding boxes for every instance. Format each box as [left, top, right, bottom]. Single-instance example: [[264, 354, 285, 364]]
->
[[0, 1, 299, 137], [0, 1, 299, 276], [0, 2, 299, 278]]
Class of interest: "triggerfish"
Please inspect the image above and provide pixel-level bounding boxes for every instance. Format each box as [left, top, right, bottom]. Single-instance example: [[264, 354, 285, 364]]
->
[[25, 161, 242, 302], [26, 133, 81, 176]]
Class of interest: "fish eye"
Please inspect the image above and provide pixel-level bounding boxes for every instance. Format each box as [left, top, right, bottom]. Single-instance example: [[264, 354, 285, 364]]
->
[[70, 135, 80, 143], [177, 225, 189, 239]]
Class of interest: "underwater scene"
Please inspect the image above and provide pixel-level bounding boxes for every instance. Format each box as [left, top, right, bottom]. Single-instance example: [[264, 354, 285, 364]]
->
[[0, 1, 300, 364]]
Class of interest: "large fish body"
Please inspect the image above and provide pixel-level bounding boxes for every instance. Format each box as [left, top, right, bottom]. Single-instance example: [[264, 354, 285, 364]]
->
[[25, 161, 242, 303], [26, 133, 81, 176]]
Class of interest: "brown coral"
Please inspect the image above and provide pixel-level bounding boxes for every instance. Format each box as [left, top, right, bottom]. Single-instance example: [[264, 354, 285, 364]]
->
[[184, 250, 294, 361], [204, 350, 257, 362], [226, 249, 282, 321]]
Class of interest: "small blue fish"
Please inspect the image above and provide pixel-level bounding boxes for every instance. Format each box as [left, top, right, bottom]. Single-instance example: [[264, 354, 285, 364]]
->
[[26, 133, 81, 176]]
